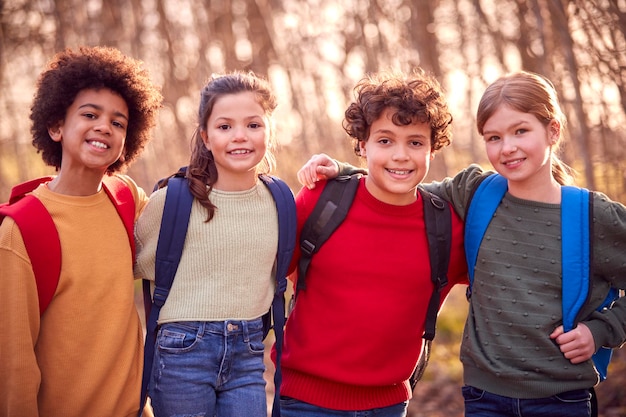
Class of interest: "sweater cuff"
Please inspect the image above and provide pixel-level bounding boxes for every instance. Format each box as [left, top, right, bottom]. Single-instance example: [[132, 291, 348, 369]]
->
[[585, 317, 615, 349], [336, 160, 367, 177]]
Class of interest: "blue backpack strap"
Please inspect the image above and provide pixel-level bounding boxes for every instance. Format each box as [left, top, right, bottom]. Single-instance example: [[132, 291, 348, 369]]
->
[[561, 187, 616, 382], [464, 173, 507, 295], [560, 186, 590, 332], [140, 172, 194, 415], [259, 174, 296, 417], [590, 296, 617, 381]]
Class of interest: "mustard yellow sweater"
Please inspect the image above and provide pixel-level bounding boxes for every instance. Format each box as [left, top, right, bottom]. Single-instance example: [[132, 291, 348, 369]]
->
[[0, 175, 147, 417]]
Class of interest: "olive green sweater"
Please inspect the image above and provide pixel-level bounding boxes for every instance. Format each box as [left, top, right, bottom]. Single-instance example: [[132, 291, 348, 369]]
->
[[423, 164, 626, 398]]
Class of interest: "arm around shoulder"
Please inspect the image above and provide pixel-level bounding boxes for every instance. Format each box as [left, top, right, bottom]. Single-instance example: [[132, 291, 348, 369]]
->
[[421, 164, 494, 219]]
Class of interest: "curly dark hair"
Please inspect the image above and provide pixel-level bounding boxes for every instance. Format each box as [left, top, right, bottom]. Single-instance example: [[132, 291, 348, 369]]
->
[[343, 69, 453, 156], [30, 46, 163, 172]]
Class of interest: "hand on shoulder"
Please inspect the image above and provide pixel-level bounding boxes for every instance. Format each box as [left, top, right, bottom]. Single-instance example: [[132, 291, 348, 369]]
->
[[297, 154, 339, 189]]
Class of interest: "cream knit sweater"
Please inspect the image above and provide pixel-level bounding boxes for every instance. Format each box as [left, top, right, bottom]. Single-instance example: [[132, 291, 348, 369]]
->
[[135, 181, 279, 323]]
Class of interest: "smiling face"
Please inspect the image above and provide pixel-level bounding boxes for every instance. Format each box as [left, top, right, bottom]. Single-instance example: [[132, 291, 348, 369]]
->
[[360, 107, 434, 205], [200, 91, 270, 190], [48, 88, 129, 176], [482, 104, 559, 193]]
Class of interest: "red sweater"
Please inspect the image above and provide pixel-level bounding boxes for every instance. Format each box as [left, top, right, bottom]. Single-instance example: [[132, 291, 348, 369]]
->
[[279, 178, 468, 410]]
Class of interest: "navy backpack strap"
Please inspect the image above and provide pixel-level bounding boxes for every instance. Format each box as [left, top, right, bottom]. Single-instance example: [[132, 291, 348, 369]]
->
[[297, 174, 361, 295], [140, 174, 194, 415], [464, 173, 507, 296], [260, 175, 296, 417]]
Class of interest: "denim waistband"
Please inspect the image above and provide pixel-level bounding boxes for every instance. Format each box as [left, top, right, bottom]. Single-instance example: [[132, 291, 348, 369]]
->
[[161, 318, 264, 339]]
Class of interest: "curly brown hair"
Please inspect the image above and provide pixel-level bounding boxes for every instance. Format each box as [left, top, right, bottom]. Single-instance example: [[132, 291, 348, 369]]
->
[[343, 69, 453, 156], [30, 46, 163, 172]]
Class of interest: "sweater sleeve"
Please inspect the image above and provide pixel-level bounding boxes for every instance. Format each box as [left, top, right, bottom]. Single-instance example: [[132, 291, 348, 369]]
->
[[421, 164, 494, 220], [336, 160, 368, 177], [0, 218, 42, 416], [582, 192, 626, 350], [134, 187, 167, 281]]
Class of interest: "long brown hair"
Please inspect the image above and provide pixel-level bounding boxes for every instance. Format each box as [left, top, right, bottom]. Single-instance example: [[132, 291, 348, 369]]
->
[[476, 71, 575, 185], [185, 71, 277, 221]]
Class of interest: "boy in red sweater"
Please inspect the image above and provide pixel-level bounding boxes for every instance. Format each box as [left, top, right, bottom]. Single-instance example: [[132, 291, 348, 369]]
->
[[278, 69, 468, 416]]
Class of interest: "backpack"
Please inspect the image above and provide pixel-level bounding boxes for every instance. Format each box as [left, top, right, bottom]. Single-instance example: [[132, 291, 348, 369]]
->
[[140, 167, 296, 417], [0, 175, 136, 316], [464, 173, 620, 382], [296, 174, 452, 389]]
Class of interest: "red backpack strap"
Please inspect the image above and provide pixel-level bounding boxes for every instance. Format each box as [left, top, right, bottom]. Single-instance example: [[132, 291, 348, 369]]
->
[[8, 177, 54, 204], [0, 177, 60, 315], [102, 175, 136, 259]]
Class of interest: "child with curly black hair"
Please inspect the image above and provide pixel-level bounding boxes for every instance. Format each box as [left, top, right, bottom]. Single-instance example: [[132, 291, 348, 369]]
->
[[0, 46, 162, 416]]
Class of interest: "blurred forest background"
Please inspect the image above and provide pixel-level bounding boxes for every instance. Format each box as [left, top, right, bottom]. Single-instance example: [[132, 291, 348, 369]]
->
[[1, 0, 626, 416]]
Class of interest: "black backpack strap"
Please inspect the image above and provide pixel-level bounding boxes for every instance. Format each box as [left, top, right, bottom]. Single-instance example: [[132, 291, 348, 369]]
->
[[420, 187, 451, 340], [296, 174, 361, 295], [409, 187, 452, 389], [140, 169, 194, 415]]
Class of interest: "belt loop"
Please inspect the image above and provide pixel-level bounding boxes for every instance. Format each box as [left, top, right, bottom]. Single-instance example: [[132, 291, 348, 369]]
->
[[197, 321, 206, 338], [242, 320, 250, 342]]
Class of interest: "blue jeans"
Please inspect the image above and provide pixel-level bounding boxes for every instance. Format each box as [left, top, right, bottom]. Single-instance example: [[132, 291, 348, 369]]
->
[[462, 385, 591, 417], [280, 396, 408, 417], [149, 319, 267, 417]]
